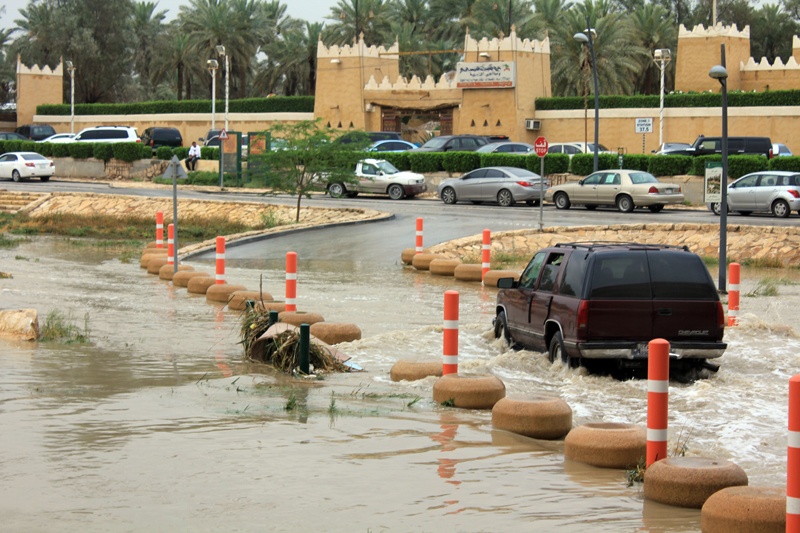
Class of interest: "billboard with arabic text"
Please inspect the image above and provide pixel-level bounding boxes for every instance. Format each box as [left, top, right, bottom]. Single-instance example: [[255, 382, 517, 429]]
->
[[456, 62, 516, 89]]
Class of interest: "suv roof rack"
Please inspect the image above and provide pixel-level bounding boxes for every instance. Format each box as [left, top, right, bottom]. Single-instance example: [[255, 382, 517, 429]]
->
[[554, 241, 690, 252]]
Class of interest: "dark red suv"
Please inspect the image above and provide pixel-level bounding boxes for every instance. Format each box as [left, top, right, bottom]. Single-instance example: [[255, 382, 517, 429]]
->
[[494, 242, 727, 379]]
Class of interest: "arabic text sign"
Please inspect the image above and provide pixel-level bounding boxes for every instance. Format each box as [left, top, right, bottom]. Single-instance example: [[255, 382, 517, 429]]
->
[[456, 62, 516, 89], [534, 136, 548, 157]]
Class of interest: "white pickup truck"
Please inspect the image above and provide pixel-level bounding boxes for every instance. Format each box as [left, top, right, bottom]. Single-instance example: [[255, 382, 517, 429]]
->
[[327, 159, 427, 200]]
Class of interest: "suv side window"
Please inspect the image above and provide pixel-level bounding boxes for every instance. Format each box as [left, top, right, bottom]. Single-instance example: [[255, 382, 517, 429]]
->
[[560, 250, 588, 296], [518, 252, 546, 289], [538, 253, 565, 293], [590, 252, 650, 299]]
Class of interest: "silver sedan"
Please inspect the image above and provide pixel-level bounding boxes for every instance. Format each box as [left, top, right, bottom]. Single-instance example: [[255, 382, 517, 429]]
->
[[545, 169, 684, 213], [437, 166, 550, 207]]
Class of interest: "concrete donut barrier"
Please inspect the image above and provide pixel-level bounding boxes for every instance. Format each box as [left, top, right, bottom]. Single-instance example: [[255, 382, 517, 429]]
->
[[145, 257, 170, 275], [401, 247, 429, 265], [278, 311, 325, 327], [390, 360, 443, 381], [429, 258, 462, 276], [491, 395, 573, 440], [700, 485, 785, 532], [172, 270, 210, 288], [187, 275, 217, 294], [206, 283, 248, 303], [453, 263, 483, 282], [411, 253, 443, 271], [432, 373, 506, 410], [0, 309, 40, 341], [644, 456, 749, 509], [564, 422, 646, 469], [159, 263, 193, 281], [482, 270, 521, 288], [309, 323, 362, 344], [227, 291, 274, 311], [140, 249, 167, 268]]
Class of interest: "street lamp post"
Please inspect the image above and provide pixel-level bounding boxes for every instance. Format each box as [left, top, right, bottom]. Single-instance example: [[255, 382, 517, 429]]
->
[[709, 49, 728, 293], [65, 61, 76, 134], [654, 49, 672, 148], [207, 59, 218, 131], [216, 45, 229, 131], [574, 20, 599, 172]]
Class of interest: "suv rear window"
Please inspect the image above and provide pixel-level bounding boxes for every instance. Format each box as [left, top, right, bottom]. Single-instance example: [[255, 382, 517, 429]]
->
[[590, 251, 651, 299], [648, 252, 717, 299]]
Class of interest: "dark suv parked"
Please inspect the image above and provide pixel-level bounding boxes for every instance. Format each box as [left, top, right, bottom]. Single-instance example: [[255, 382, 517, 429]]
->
[[666, 135, 773, 158], [494, 242, 726, 379], [16, 124, 56, 141], [141, 127, 183, 152]]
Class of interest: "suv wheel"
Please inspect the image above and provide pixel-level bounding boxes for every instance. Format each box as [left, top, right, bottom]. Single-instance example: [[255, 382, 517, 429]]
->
[[387, 184, 404, 200], [494, 311, 515, 347], [616, 195, 634, 213], [554, 192, 571, 210], [548, 331, 568, 364], [772, 199, 790, 218]]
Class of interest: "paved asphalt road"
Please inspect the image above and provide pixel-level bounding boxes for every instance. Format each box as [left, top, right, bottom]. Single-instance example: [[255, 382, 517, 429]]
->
[[4, 178, 796, 265]]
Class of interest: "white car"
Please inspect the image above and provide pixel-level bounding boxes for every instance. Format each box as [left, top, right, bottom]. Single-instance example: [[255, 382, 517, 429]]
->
[[38, 133, 76, 143], [547, 142, 611, 155], [327, 159, 427, 200], [0, 151, 55, 182], [72, 126, 140, 143]]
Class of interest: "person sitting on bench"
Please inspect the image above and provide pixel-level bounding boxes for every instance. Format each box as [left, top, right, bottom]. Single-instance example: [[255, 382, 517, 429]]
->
[[186, 141, 201, 171]]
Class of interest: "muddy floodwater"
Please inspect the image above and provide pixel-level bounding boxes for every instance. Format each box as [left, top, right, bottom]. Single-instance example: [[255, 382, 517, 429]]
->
[[1, 236, 799, 532]]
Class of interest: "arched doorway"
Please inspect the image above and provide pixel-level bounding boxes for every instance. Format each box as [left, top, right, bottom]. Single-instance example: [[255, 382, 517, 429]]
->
[[380, 106, 455, 144]]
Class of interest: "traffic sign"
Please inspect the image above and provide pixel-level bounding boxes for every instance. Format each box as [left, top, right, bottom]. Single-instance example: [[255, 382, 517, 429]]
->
[[534, 136, 548, 157], [219, 129, 229, 140], [635, 118, 653, 134]]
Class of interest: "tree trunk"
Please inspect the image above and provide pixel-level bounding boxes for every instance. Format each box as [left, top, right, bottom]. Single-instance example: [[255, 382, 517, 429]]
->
[[295, 194, 302, 222]]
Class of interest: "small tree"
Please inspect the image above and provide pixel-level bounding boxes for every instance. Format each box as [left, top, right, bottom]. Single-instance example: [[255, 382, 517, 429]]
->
[[253, 120, 367, 222]]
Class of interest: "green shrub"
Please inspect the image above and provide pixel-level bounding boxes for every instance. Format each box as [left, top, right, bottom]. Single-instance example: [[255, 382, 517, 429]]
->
[[68, 143, 94, 159], [622, 154, 650, 171], [112, 142, 145, 162], [442, 151, 480, 173], [20, 141, 38, 153], [93, 143, 114, 161], [379, 151, 410, 170], [727, 155, 768, 179], [5, 140, 23, 152], [769, 156, 800, 172], [37, 96, 315, 116], [534, 153, 570, 175], [690, 155, 722, 176], [535, 89, 800, 111], [480, 153, 528, 169], [173, 147, 189, 160], [38, 143, 53, 157], [408, 152, 442, 173], [0, 141, 6, 154], [155, 146, 173, 160], [51, 144, 71, 158], [201, 146, 219, 160], [648, 155, 692, 176]]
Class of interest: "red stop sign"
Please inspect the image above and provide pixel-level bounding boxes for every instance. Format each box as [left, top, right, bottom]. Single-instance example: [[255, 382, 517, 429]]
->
[[534, 136, 548, 157]]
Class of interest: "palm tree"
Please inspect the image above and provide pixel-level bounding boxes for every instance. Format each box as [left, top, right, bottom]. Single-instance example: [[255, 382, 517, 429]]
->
[[257, 22, 322, 95], [427, 0, 481, 42], [131, 2, 168, 97], [751, 3, 797, 64], [324, 0, 393, 46], [470, 0, 535, 40], [151, 28, 195, 100], [630, 3, 677, 95], [529, 0, 575, 40], [13, 0, 62, 67]]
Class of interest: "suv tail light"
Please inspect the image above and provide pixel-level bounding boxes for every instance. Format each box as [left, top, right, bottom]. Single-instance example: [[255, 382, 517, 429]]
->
[[577, 300, 589, 339], [769, 148, 774, 159], [716, 301, 726, 331]]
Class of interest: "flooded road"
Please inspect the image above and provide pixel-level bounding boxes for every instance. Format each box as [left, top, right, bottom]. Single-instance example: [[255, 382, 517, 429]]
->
[[1, 235, 798, 532]]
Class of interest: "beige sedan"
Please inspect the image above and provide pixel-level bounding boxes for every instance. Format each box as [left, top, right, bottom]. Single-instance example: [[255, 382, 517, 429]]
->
[[545, 170, 684, 213]]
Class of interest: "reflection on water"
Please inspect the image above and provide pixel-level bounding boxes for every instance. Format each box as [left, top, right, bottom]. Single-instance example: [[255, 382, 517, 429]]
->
[[1, 236, 797, 531]]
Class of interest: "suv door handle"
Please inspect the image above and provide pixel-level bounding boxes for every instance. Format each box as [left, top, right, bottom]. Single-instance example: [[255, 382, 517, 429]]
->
[[657, 308, 672, 316]]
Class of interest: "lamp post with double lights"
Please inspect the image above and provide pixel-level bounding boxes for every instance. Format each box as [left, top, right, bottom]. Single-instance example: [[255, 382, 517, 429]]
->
[[574, 21, 599, 172], [709, 55, 729, 292], [207, 59, 218, 131], [65, 61, 76, 134], [654, 49, 672, 148], [215, 45, 229, 131]]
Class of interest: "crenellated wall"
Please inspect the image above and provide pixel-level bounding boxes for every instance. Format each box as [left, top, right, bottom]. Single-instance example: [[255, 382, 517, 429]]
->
[[16, 57, 63, 127], [675, 24, 751, 93]]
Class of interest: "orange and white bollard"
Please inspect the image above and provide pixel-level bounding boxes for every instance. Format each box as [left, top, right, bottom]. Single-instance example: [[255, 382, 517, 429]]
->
[[155, 211, 164, 248], [728, 262, 740, 326], [646, 338, 670, 467], [167, 224, 174, 265], [442, 290, 459, 375], [215, 236, 225, 284], [788, 374, 800, 531], [481, 229, 491, 283], [286, 251, 297, 312], [415, 217, 423, 254]]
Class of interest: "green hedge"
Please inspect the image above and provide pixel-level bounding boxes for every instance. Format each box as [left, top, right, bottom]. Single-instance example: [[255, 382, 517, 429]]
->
[[51, 144, 71, 157], [68, 143, 94, 159], [174, 147, 189, 160], [155, 146, 173, 160], [201, 146, 219, 160], [376, 152, 410, 170], [408, 152, 442, 173], [648, 155, 692, 176], [442, 152, 480, 173], [536, 89, 800, 111], [768, 156, 800, 172], [480, 153, 528, 169], [37, 96, 315, 116], [93, 143, 114, 161]]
